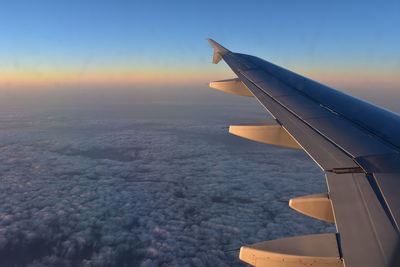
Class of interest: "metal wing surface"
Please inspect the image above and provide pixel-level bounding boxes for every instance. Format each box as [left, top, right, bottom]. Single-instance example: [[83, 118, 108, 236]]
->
[[207, 39, 400, 267]]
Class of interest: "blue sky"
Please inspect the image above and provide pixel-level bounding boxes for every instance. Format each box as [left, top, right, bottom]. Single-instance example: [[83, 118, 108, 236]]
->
[[0, 0, 399, 88]]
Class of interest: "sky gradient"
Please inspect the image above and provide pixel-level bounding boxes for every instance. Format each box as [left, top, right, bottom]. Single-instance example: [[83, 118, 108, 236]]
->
[[0, 0, 399, 92]]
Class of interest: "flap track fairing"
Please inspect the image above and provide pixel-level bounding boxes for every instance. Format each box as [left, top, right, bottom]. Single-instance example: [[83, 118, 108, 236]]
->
[[229, 120, 302, 149], [289, 193, 335, 223], [209, 78, 254, 97], [240, 233, 343, 267]]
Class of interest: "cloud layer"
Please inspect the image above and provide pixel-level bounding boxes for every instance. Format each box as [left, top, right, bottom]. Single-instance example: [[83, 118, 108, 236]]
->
[[0, 101, 334, 266]]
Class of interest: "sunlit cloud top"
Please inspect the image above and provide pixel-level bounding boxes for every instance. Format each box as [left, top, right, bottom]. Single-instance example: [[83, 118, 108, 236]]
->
[[0, 0, 399, 89]]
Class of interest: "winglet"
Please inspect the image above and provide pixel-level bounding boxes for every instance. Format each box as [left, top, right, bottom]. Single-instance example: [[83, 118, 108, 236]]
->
[[207, 39, 230, 64]]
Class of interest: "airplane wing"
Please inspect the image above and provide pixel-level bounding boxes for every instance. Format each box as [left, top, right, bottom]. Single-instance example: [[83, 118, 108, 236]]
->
[[207, 39, 400, 267]]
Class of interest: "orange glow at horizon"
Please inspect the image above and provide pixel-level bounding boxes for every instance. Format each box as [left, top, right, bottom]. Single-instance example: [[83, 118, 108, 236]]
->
[[0, 67, 232, 88], [0, 66, 398, 91]]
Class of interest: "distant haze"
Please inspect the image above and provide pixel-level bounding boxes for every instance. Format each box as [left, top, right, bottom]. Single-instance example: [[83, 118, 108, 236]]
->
[[1, 80, 399, 114]]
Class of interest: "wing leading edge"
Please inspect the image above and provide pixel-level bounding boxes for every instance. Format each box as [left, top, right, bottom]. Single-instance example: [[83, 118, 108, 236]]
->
[[207, 39, 400, 267]]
